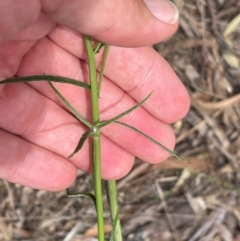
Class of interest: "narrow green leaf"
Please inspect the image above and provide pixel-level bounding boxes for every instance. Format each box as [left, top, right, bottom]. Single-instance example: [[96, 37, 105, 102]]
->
[[107, 180, 123, 241], [0, 75, 90, 89], [94, 42, 106, 54], [96, 92, 153, 130], [48, 81, 93, 129], [98, 44, 110, 95], [179, 2, 185, 10], [68, 131, 93, 158], [115, 121, 186, 162], [67, 189, 96, 207], [109, 208, 120, 241]]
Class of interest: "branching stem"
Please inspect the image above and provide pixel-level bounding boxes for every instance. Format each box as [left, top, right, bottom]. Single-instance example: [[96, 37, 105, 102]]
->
[[84, 35, 105, 241]]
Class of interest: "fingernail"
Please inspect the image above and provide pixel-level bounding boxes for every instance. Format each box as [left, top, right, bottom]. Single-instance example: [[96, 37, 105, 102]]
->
[[144, 0, 179, 24]]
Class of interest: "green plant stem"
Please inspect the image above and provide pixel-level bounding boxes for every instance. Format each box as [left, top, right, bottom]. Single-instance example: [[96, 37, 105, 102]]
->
[[96, 42, 123, 241], [98, 44, 110, 95], [85, 35, 105, 241], [107, 180, 123, 241]]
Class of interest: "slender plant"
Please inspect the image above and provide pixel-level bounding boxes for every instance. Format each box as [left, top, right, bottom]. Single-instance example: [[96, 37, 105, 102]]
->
[[0, 35, 184, 240]]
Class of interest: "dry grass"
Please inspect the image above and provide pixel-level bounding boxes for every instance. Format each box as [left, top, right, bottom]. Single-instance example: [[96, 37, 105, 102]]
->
[[1, 0, 240, 240]]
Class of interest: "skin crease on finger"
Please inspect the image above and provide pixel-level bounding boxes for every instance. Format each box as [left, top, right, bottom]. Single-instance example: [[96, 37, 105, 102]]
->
[[0, 0, 41, 42]]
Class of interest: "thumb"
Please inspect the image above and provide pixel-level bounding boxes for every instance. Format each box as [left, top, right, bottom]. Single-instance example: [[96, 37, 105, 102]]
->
[[42, 0, 179, 47]]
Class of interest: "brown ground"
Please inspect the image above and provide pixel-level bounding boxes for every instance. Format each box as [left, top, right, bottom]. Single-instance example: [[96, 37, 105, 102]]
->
[[1, 0, 240, 240]]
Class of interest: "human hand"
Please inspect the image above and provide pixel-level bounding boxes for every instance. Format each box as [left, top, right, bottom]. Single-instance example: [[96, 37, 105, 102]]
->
[[0, 0, 190, 191]]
